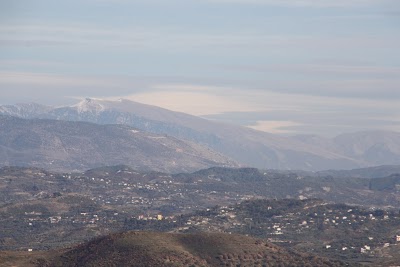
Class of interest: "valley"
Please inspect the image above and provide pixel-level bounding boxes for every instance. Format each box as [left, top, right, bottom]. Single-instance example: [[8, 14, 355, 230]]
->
[[1, 165, 400, 266]]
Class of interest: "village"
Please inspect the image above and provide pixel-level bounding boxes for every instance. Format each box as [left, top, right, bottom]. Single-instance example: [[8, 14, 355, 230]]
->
[[16, 195, 400, 263]]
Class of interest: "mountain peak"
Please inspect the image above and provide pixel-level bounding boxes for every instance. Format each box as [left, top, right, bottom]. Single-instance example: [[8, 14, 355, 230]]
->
[[72, 98, 106, 113]]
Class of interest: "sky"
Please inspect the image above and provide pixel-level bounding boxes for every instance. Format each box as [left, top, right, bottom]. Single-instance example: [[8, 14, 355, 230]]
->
[[0, 0, 399, 136]]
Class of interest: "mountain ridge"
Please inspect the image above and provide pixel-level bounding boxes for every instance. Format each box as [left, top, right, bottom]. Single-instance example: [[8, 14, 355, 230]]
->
[[1, 99, 399, 170], [0, 115, 238, 173]]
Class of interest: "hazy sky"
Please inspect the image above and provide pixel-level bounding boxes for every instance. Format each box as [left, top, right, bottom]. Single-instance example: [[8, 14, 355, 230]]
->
[[1, 0, 399, 135]]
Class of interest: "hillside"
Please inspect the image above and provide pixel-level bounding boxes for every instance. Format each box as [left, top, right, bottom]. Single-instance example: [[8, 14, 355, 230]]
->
[[0, 115, 237, 173], [0, 99, 366, 171], [0, 231, 351, 267]]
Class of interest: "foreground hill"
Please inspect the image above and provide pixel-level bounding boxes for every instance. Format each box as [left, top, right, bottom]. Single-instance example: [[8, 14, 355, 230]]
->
[[0, 231, 350, 267], [0, 115, 237, 172], [0, 99, 364, 171]]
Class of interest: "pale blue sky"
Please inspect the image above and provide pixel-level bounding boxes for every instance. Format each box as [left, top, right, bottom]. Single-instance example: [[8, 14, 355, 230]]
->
[[0, 0, 399, 135]]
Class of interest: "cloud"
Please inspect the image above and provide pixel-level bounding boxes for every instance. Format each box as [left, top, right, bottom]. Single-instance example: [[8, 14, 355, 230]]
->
[[226, 64, 400, 77], [0, 71, 119, 87], [0, 39, 71, 47], [199, 0, 395, 8], [0, 23, 239, 49], [122, 82, 400, 135], [0, 59, 73, 68], [0, 24, 152, 48], [215, 63, 400, 100], [123, 89, 260, 116], [0, 23, 279, 49], [125, 82, 399, 114], [248, 120, 302, 134], [85, 0, 396, 8], [0, 71, 152, 105], [3, 22, 396, 51]]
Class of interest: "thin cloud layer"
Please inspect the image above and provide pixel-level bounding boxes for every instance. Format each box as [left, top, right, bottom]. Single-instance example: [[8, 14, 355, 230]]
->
[[202, 0, 386, 7], [0, 0, 398, 135]]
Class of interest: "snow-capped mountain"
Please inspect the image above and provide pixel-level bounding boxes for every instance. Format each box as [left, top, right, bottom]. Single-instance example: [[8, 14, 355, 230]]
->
[[1, 98, 399, 171]]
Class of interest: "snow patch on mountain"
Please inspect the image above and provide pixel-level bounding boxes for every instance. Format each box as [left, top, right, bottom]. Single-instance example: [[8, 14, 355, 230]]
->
[[72, 98, 106, 114]]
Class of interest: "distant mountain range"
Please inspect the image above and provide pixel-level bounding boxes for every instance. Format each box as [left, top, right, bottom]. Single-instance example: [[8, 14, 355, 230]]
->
[[0, 115, 237, 172], [1, 99, 399, 171]]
